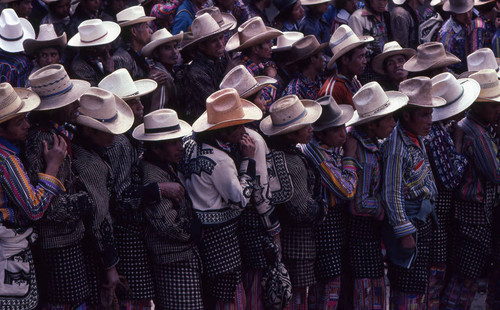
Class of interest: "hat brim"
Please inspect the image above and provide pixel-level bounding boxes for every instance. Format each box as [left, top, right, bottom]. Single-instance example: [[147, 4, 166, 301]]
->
[[314, 104, 354, 131], [408, 96, 447, 108], [443, 0, 474, 13], [76, 94, 134, 134], [68, 22, 121, 47], [119, 16, 156, 27], [141, 31, 183, 57], [286, 42, 329, 65], [432, 78, 480, 122], [403, 52, 461, 72], [327, 36, 374, 69], [221, 12, 237, 31], [347, 91, 409, 126], [226, 27, 283, 52], [272, 45, 293, 52], [182, 23, 232, 51], [0, 88, 41, 123], [260, 99, 322, 136], [0, 18, 35, 53], [23, 32, 67, 55], [35, 79, 91, 111], [121, 79, 158, 100], [240, 76, 277, 98], [132, 119, 192, 141], [192, 99, 263, 132], [372, 48, 416, 75], [301, 0, 330, 5]]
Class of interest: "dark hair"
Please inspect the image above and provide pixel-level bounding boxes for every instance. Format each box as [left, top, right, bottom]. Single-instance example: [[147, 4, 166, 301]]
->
[[121, 23, 142, 43], [395, 105, 420, 122], [334, 0, 349, 10]]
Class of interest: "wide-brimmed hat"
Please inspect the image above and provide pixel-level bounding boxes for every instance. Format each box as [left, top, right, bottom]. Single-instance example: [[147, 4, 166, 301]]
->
[[272, 31, 304, 52], [116, 6, 155, 27], [260, 95, 322, 136], [443, 0, 474, 12], [314, 96, 354, 131], [474, 0, 495, 6], [68, 19, 121, 47], [431, 72, 480, 121], [23, 24, 67, 55], [192, 88, 263, 132], [29, 64, 90, 111], [286, 35, 328, 65], [464, 48, 500, 78], [220, 65, 277, 99], [430, 0, 446, 6], [328, 25, 373, 69], [181, 13, 233, 50], [301, 0, 330, 5], [399, 77, 447, 107], [348, 82, 409, 126], [469, 69, 500, 102], [141, 28, 183, 57], [226, 17, 282, 52], [133, 109, 192, 141], [98, 68, 157, 100], [403, 42, 460, 72], [196, 7, 237, 31], [0, 9, 35, 53], [372, 41, 415, 75], [76, 87, 134, 134], [0, 83, 40, 123]]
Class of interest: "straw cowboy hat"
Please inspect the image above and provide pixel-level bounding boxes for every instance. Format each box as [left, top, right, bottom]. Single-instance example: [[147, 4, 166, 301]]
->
[[133, 109, 192, 141], [192, 88, 263, 132], [443, 0, 474, 14], [220, 65, 277, 99], [260, 95, 322, 136], [181, 13, 233, 50], [226, 17, 283, 52], [465, 48, 500, 78], [430, 0, 446, 6], [314, 96, 354, 131], [301, 0, 330, 5], [0, 83, 40, 123], [76, 87, 134, 134], [272, 31, 304, 52], [98, 68, 157, 100], [0, 9, 35, 53], [141, 28, 183, 57], [347, 82, 409, 126], [431, 72, 480, 122], [393, 0, 407, 5], [68, 19, 121, 47], [403, 42, 460, 72], [274, 0, 299, 11], [23, 24, 67, 55], [372, 41, 416, 75], [328, 25, 373, 69], [286, 35, 328, 65], [196, 7, 237, 31], [399, 77, 447, 107], [29, 64, 91, 111], [469, 69, 500, 102], [474, 0, 495, 6], [116, 6, 155, 27]]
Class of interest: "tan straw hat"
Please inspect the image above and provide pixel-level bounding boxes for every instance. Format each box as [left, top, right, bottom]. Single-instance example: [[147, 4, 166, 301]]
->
[[328, 25, 373, 69], [98, 68, 157, 100], [76, 87, 134, 134], [29, 64, 90, 111], [469, 69, 500, 102], [192, 88, 263, 132], [226, 17, 282, 52], [313, 96, 354, 131], [301, 0, 330, 5], [196, 6, 237, 31], [116, 6, 156, 27], [23, 24, 67, 55], [431, 72, 480, 121], [372, 41, 415, 75], [443, 0, 474, 12], [0, 9, 35, 53], [260, 95, 322, 136], [286, 35, 328, 65], [403, 42, 460, 72], [474, 0, 495, 6], [272, 31, 304, 52], [220, 65, 277, 99], [68, 19, 121, 47], [133, 109, 192, 141], [348, 82, 409, 126], [141, 28, 183, 57], [465, 48, 500, 78], [0, 83, 40, 123], [399, 77, 447, 107], [181, 13, 233, 50]]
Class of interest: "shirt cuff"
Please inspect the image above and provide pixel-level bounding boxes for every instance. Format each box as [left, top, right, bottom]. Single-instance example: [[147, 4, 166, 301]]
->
[[38, 173, 66, 194], [342, 156, 361, 172], [393, 221, 417, 238]]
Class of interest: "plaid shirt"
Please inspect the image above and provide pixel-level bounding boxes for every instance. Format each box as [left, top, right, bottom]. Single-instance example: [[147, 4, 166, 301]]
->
[[242, 56, 277, 109], [438, 17, 468, 73], [0, 50, 32, 87], [282, 73, 322, 100]]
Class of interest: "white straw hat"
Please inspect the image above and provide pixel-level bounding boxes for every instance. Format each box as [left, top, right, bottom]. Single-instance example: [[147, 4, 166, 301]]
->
[[133, 109, 192, 141], [328, 25, 373, 69], [141, 28, 183, 57], [116, 5, 155, 27], [403, 42, 460, 72], [220, 65, 277, 99], [226, 17, 282, 52], [181, 13, 233, 50], [272, 31, 304, 52], [68, 19, 121, 47], [196, 6, 237, 31], [0, 9, 35, 53], [443, 0, 474, 13], [469, 69, 500, 102], [372, 41, 415, 75], [23, 24, 67, 55], [466, 48, 500, 78], [98, 68, 157, 100], [0, 83, 40, 123]]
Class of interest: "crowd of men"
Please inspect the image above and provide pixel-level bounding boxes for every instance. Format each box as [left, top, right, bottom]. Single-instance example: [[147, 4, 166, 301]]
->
[[0, 0, 499, 308]]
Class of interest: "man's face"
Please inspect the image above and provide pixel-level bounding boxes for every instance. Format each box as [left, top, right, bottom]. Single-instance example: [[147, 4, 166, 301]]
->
[[311, 51, 326, 74], [133, 23, 153, 46], [454, 10, 473, 26], [38, 47, 61, 67], [126, 98, 144, 125], [154, 42, 179, 66], [288, 124, 314, 144], [370, 113, 396, 139], [345, 0, 357, 14], [316, 125, 347, 148], [291, 1, 305, 22], [341, 47, 367, 77], [12, 0, 33, 18], [403, 107, 433, 136], [50, 0, 71, 18], [54, 100, 80, 124], [0, 114, 30, 144], [88, 128, 115, 147], [218, 124, 247, 145], [384, 54, 408, 84], [254, 41, 273, 61], [158, 138, 184, 163], [474, 101, 500, 124], [369, 0, 388, 14], [199, 33, 226, 58]]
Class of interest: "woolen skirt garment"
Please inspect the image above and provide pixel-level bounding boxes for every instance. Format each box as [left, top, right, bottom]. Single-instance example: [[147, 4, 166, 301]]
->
[[431, 187, 453, 264], [315, 206, 346, 280], [239, 207, 268, 270]]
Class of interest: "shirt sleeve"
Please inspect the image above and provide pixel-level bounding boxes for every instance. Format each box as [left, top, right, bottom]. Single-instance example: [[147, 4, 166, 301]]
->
[[351, 160, 384, 219], [318, 156, 359, 202], [471, 131, 500, 184]]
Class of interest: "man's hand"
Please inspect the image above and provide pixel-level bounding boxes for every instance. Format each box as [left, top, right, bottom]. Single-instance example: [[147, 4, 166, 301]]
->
[[44, 134, 67, 177], [400, 234, 416, 249], [239, 133, 255, 158], [343, 134, 358, 157]]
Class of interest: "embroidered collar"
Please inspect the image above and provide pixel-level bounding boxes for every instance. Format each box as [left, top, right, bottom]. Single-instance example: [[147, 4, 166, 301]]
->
[[350, 126, 379, 152], [397, 122, 423, 148], [450, 17, 465, 33], [0, 136, 20, 156]]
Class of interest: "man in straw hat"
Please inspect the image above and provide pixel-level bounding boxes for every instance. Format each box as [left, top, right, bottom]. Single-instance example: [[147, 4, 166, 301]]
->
[[403, 41, 461, 78], [260, 94, 323, 309], [271, 31, 304, 96], [471, 0, 496, 50], [132, 109, 203, 309], [68, 0, 113, 37], [299, 96, 359, 309], [22, 64, 92, 309], [182, 88, 261, 309], [71, 87, 134, 308], [372, 41, 415, 91], [390, 0, 421, 50], [441, 68, 500, 309], [23, 24, 67, 73], [298, 0, 331, 47], [346, 81, 408, 310], [40, 0, 72, 36], [381, 76, 444, 308], [319, 24, 373, 108], [272, 0, 304, 32], [1, 0, 33, 19], [282, 35, 327, 100], [423, 72, 480, 309], [460, 47, 500, 78], [0, 82, 67, 310]]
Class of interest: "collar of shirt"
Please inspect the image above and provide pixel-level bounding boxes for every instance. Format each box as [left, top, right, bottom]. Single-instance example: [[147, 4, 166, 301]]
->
[[0, 136, 20, 156], [297, 72, 321, 87], [450, 16, 465, 33], [337, 9, 350, 22], [334, 70, 361, 94], [397, 122, 424, 149], [350, 126, 379, 152]]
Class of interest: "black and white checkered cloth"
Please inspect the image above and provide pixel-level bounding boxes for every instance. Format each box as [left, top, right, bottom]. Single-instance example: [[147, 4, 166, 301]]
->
[[316, 206, 347, 280]]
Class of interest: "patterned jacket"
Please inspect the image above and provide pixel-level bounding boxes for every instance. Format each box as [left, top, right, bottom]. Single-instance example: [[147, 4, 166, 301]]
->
[[112, 46, 150, 81]]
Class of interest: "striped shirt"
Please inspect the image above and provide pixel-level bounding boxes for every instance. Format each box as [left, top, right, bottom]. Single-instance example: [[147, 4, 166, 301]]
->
[[438, 17, 468, 73], [319, 70, 361, 108], [282, 73, 322, 100], [242, 56, 277, 109], [0, 50, 33, 87], [381, 123, 438, 238]]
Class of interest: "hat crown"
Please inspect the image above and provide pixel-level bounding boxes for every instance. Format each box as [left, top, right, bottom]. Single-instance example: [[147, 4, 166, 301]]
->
[[237, 17, 269, 45], [191, 13, 223, 39], [206, 88, 246, 125], [446, 0, 473, 12], [196, 7, 225, 26], [150, 28, 174, 41], [399, 76, 435, 106], [415, 42, 446, 63], [382, 41, 405, 53], [78, 19, 109, 43], [269, 95, 307, 126], [98, 68, 138, 98], [116, 6, 147, 23], [329, 24, 360, 54], [315, 96, 343, 125], [467, 48, 498, 72], [470, 69, 500, 98], [275, 31, 303, 49], [353, 82, 393, 117], [220, 65, 258, 96], [79, 87, 118, 121], [29, 64, 75, 101], [36, 24, 59, 41], [431, 72, 464, 103], [144, 109, 181, 133], [290, 35, 321, 57], [0, 9, 23, 40], [0, 82, 23, 117]]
